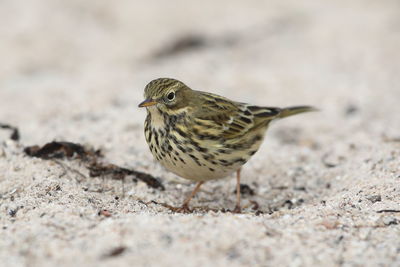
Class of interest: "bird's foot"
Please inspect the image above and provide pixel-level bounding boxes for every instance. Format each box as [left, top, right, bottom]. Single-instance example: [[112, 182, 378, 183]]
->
[[233, 205, 242, 213], [174, 203, 192, 213]]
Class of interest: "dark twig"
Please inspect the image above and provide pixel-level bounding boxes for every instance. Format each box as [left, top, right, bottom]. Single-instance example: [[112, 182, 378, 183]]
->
[[88, 162, 164, 190], [24, 141, 164, 190], [101, 246, 127, 258], [377, 209, 400, 213], [0, 123, 20, 141]]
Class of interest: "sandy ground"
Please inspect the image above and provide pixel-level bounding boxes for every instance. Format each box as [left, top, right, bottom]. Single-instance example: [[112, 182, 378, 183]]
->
[[1, 0, 400, 266]]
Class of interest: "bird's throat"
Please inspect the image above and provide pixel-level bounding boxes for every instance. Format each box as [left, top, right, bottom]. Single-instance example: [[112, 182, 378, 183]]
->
[[147, 106, 166, 130]]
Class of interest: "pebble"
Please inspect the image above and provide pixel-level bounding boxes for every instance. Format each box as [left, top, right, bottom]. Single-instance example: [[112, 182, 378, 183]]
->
[[383, 217, 399, 226], [366, 194, 382, 203]]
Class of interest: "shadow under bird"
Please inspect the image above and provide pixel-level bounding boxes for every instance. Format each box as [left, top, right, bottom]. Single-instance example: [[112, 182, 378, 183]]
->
[[139, 78, 316, 212]]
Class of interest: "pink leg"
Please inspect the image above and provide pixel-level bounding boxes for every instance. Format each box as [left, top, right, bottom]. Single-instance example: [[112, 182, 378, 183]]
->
[[234, 169, 242, 213]]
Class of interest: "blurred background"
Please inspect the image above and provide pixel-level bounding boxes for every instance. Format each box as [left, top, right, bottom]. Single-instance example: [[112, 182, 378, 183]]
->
[[0, 0, 399, 145], [1, 2, 400, 266]]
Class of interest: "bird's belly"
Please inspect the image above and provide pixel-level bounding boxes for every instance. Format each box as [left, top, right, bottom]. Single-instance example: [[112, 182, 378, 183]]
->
[[158, 153, 235, 181], [145, 130, 265, 182]]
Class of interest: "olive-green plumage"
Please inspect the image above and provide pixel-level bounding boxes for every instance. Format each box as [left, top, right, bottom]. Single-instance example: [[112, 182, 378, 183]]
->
[[139, 78, 315, 212]]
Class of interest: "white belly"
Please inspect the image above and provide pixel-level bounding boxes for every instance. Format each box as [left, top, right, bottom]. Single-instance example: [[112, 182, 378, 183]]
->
[[157, 143, 238, 181]]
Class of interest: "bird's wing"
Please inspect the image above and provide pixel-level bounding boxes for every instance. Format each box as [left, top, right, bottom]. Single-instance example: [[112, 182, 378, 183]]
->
[[190, 91, 281, 139]]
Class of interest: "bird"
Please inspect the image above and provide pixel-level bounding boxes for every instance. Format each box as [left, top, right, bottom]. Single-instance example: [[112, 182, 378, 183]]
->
[[138, 78, 315, 212]]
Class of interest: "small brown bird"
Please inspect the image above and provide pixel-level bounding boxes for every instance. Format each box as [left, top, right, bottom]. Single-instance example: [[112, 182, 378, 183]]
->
[[139, 78, 315, 212]]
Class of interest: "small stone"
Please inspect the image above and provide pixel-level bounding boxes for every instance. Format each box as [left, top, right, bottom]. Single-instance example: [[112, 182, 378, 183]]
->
[[366, 195, 382, 203], [8, 209, 18, 217], [344, 104, 359, 116], [382, 217, 398, 226], [233, 184, 255, 196], [98, 209, 112, 217]]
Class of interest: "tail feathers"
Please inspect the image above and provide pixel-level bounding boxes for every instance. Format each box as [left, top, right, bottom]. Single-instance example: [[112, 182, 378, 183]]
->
[[279, 106, 317, 118]]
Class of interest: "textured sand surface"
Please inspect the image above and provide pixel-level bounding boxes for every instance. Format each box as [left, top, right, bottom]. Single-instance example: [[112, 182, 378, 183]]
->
[[1, 0, 399, 266]]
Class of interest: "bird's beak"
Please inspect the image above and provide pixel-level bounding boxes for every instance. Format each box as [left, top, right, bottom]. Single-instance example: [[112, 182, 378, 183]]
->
[[138, 99, 157, 107]]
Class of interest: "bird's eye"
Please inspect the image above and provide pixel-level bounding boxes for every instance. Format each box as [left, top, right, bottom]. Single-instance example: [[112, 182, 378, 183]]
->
[[166, 91, 175, 101]]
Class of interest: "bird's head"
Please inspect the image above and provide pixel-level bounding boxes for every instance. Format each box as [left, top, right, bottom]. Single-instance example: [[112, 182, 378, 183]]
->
[[139, 78, 192, 113]]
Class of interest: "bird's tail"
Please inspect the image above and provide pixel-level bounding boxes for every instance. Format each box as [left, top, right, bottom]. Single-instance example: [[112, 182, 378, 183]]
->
[[279, 106, 317, 119]]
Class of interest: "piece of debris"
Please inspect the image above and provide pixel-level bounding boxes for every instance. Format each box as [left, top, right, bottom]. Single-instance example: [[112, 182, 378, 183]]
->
[[24, 141, 101, 160], [24, 141, 164, 190], [8, 208, 18, 217], [272, 185, 289, 190], [377, 209, 400, 213], [283, 199, 294, 209], [344, 104, 359, 116], [102, 246, 127, 258], [366, 194, 382, 203], [382, 217, 398, 226], [321, 152, 344, 168], [335, 236, 344, 244], [88, 162, 164, 190], [249, 200, 260, 211], [294, 186, 307, 192], [0, 123, 20, 141], [233, 184, 255, 196], [98, 209, 112, 217]]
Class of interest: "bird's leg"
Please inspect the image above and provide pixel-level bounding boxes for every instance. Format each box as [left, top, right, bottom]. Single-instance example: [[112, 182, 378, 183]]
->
[[233, 168, 242, 213], [179, 181, 204, 212]]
